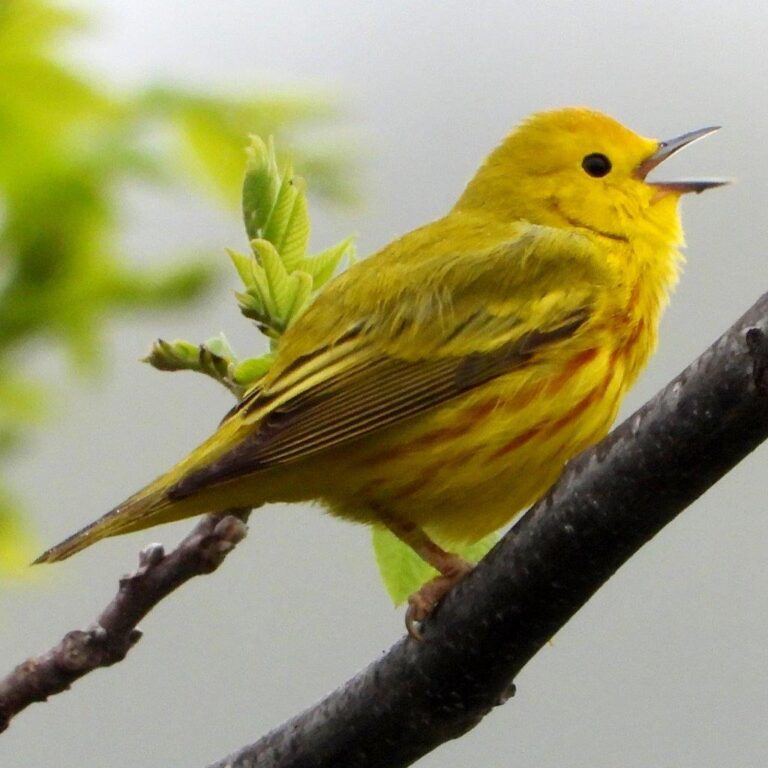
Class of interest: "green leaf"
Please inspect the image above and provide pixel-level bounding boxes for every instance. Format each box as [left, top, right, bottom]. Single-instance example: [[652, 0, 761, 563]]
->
[[284, 270, 313, 326], [262, 162, 298, 252], [204, 332, 237, 361], [242, 135, 280, 240], [227, 248, 256, 289], [232, 354, 274, 386], [278, 181, 310, 271], [372, 527, 500, 606], [299, 236, 355, 288], [253, 238, 291, 320], [143, 338, 200, 371], [198, 344, 230, 380], [234, 290, 265, 319], [247, 258, 278, 318]]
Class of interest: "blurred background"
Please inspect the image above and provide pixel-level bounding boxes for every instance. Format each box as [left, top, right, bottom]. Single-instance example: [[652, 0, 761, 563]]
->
[[1, 1, 766, 766]]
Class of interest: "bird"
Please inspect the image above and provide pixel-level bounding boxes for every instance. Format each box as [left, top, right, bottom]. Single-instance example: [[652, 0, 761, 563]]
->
[[35, 107, 724, 636]]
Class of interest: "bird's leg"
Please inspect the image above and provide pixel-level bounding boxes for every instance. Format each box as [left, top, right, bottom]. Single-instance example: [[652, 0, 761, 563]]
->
[[381, 515, 474, 639]]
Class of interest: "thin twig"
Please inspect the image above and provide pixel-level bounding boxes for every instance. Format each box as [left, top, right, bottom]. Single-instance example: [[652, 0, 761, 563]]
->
[[207, 293, 768, 768], [0, 510, 249, 733]]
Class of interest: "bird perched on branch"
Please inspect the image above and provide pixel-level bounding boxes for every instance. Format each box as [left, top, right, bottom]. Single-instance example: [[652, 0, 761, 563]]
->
[[36, 108, 723, 637]]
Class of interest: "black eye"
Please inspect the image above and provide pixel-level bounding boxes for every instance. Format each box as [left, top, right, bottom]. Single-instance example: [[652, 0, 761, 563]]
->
[[582, 153, 612, 178]]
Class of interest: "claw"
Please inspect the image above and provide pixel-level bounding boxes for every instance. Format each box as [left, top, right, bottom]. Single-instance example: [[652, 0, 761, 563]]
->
[[404, 604, 424, 641], [403, 560, 475, 641]]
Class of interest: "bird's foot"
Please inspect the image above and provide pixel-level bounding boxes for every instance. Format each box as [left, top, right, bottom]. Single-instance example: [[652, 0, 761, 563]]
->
[[405, 558, 474, 640]]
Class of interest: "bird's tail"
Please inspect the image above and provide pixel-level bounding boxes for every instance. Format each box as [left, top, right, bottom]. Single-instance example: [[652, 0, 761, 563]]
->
[[33, 482, 180, 564], [34, 395, 264, 564]]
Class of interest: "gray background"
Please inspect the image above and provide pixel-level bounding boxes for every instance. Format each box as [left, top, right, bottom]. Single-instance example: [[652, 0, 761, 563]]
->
[[2, 1, 767, 766]]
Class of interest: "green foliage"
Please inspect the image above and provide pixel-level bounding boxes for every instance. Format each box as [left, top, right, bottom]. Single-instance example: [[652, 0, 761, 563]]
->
[[0, 0, 350, 569], [139, 87, 355, 206], [371, 528, 499, 606], [147, 135, 355, 397]]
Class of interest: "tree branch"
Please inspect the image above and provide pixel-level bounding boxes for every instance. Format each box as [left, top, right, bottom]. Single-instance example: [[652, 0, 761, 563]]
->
[[0, 511, 249, 733], [207, 292, 768, 768]]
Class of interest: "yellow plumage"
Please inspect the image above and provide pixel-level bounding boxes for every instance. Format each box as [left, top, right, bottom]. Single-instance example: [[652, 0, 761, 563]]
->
[[36, 108, 722, 623]]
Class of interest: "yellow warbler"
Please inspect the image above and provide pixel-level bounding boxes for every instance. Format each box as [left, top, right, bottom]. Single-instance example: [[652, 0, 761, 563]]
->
[[36, 108, 723, 631]]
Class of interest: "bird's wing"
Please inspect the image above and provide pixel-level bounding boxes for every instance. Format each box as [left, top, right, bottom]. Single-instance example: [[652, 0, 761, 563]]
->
[[169, 222, 609, 499]]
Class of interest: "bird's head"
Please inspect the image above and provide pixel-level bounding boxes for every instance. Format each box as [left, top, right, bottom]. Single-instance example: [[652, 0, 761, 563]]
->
[[456, 107, 725, 247]]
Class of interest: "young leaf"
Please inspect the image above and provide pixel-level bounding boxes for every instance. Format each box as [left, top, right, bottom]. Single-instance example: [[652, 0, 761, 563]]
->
[[143, 338, 201, 371], [278, 182, 310, 271], [198, 344, 231, 380], [203, 332, 237, 361], [371, 527, 500, 606], [227, 248, 256, 289], [252, 239, 292, 321], [234, 290, 265, 320], [284, 270, 313, 325], [262, 163, 298, 251], [233, 355, 274, 386], [247, 257, 278, 318], [299, 236, 355, 288], [242, 135, 280, 241]]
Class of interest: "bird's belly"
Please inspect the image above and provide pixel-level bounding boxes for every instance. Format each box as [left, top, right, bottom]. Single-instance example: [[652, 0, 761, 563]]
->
[[322, 349, 626, 544]]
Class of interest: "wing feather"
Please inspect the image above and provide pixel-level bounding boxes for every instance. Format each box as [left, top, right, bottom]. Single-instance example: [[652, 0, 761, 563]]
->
[[169, 312, 587, 498], [169, 221, 607, 500]]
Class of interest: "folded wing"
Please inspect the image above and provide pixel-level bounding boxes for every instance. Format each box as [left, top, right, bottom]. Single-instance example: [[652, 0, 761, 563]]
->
[[169, 222, 607, 499]]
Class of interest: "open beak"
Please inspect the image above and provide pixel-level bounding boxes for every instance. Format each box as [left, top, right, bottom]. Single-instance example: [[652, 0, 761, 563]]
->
[[635, 126, 728, 194]]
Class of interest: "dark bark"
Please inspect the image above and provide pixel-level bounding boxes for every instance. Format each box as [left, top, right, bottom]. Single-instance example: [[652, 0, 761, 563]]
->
[[207, 293, 768, 768], [0, 511, 249, 733]]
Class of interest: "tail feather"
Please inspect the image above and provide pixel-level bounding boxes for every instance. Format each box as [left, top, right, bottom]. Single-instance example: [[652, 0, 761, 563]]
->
[[33, 409, 255, 564], [33, 488, 172, 564], [34, 395, 261, 564]]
